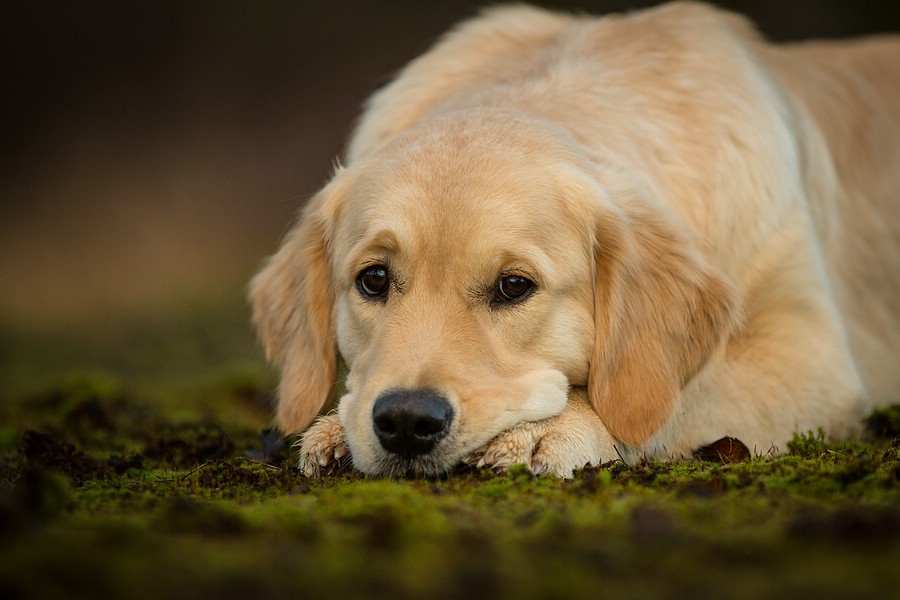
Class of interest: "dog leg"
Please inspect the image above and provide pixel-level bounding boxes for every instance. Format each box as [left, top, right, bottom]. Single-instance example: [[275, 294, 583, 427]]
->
[[297, 412, 350, 476], [651, 295, 871, 458], [468, 389, 621, 478]]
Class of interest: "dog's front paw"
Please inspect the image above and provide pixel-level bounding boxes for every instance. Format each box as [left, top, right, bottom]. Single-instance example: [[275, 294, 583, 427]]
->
[[468, 422, 540, 472], [468, 395, 621, 478], [297, 413, 351, 476], [528, 427, 604, 477], [470, 420, 590, 478]]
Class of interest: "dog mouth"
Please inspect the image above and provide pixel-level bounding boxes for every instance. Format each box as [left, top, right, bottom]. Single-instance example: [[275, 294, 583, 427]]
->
[[367, 427, 484, 477], [364, 421, 504, 477], [368, 451, 462, 477]]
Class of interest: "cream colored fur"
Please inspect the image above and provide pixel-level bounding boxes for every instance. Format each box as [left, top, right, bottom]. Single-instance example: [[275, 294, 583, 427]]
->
[[250, 2, 900, 477]]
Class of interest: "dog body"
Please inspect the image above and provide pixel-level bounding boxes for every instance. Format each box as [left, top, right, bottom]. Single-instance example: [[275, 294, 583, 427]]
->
[[251, 2, 900, 476]]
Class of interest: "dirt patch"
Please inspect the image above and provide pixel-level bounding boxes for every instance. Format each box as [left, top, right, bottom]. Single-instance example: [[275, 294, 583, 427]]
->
[[19, 430, 108, 485]]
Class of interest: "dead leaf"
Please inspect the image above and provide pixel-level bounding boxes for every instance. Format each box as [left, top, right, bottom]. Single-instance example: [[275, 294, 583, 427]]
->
[[693, 437, 750, 464]]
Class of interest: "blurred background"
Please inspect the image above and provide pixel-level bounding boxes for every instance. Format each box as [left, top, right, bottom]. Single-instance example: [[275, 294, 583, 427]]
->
[[2, 0, 899, 395]]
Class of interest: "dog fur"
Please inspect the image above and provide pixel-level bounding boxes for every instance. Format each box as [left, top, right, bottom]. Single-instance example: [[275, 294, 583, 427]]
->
[[250, 2, 900, 477]]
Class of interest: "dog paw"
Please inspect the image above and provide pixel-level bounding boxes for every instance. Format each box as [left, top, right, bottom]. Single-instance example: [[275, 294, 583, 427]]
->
[[467, 395, 621, 478], [470, 422, 589, 478], [297, 413, 351, 477], [529, 429, 597, 477], [469, 422, 540, 472]]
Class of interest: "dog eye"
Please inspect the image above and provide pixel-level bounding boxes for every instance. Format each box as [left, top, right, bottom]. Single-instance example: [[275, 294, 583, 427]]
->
[[357, 265, 391, 299], [494, 274, 534, 304]]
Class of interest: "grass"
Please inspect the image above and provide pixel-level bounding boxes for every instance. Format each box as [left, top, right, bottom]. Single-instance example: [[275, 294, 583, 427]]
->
[[2, 307, 900, 600]]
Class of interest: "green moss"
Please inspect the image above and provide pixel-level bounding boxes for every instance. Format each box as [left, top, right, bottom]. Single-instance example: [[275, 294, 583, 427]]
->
[[787, 428, 828, 457], [867, 405, 900, 438], [2, 310, 900, 599]]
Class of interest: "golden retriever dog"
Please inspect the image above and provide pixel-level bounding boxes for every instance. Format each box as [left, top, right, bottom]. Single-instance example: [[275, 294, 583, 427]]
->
[[250, 2, 900, 477]]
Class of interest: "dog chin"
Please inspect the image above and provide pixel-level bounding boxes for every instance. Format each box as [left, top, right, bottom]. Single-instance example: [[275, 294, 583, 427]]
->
[[362, 450, 461, 478], [353, 431, 482, 477]]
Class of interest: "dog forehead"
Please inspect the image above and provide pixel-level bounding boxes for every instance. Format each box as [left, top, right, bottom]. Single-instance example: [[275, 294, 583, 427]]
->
[[345, 147, 574, 238], [343, 171, 575, 270]]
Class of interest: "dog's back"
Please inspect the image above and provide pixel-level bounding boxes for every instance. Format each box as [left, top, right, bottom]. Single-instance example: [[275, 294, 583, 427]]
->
[[764, 38, 900, 404]]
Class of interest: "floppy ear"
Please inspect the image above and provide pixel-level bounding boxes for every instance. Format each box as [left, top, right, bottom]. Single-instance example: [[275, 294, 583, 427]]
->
[[589, 205, 738, 448], [249, 186, 339, 435]]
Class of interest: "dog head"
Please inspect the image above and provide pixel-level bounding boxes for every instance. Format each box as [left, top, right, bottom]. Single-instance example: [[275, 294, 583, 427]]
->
[[250, 109, 735, 475]]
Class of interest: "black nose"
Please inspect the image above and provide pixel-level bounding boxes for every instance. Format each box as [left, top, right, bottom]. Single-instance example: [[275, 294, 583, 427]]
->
[[372, 389, 453, 458]]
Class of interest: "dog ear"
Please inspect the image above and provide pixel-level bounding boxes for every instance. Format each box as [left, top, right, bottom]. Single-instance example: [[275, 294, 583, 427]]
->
[[589, 205, 738, 448], [249, 182, 342, 435]]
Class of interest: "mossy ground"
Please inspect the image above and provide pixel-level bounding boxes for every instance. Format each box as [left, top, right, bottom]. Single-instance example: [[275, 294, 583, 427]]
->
[[2, 311, 899, 600]]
